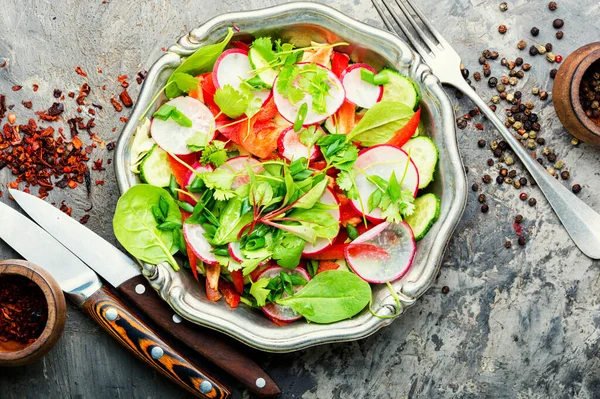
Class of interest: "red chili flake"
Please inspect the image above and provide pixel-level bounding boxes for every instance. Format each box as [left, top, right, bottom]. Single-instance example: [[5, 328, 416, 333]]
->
[[92, 103, 103, 110], [23, 187, 30, 194], [35, 102, 64, 122], [106, 141, 116, 151], [32, 84, 39, 92], [233, 24, 240, 32], [0, 95, 6, 119], [513, 221, 524, 237], [52, 89, 62, 98], [161, 47, 166, 52], [121, 81, 129, 89], [77, 107, 82, 113], [72, 136, 83, 149], [110, 97, 123, 112], [12, 86, 22, 92], [76, 83, 90, 105], [85, 145, 93, 154], [102, 85, 107, 91], [119, 117, 128, 123], [136, 71, 147, 84], [67, 117, 81, 137], [119, 89, 133, 107], [58, 127, 66, 140], [555, 55, 563, 63], [98, 69, 103, 74], [117, 75, 128, 83], [475, 123, 484, 131], [75, 66, 87, 77], [79, 214, 90, 224], [92, 159, 105, 171], [7, 181, 19, 189], [59, 201, 72, 216], [68, 181, 78, 189], [95, 180, 105, 186], [111, 127, 116, 132], [68, 92, 75, 98], [88, 108, 95, 115], [0, 60, 6, 68], [22, 101, 32, 109], [107, 159, 112, 165], [0, 275, 48, 345]]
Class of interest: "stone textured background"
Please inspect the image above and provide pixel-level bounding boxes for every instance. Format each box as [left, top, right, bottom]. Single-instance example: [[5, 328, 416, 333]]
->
[[1, 0, 599, 398]]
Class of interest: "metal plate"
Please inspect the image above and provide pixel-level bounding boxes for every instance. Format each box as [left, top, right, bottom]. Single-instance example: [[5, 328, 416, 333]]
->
[[114, 2, 467, 353]]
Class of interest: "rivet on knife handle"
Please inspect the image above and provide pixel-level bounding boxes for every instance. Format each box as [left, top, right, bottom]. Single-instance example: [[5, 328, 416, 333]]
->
[[81, 285, 230, 399], [119, 275, 281, 397]]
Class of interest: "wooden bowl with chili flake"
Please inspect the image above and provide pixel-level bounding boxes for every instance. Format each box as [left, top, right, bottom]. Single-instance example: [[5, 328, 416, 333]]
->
[[0, 259, 66, 367], [554, 42, 600, 145]]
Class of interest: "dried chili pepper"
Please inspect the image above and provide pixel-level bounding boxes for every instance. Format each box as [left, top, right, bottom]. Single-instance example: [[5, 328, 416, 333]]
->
[[119, 89, 133, 107], [79, 214, 90, 224], [110, 97, 123, 112], [0, 275, 48, 345], [75, 66, 87, 77], [76, 83, 90, 105]]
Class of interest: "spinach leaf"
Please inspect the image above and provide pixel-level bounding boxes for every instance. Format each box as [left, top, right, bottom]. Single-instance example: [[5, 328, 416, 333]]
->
[[165, 28, 234, 98], [292, 178, 328, 210], [288, 207, 339, 241], [346, 101, 414, 147], [113, 184, 182, 270], [212, 186, 253, 245], [272, 230, 306, 268], [276, 270, 372, 323]]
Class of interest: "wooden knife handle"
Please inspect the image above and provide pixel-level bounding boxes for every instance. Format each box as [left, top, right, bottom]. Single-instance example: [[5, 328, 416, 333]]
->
[[82, 286, 230, 399], [119, 275, 281, 397]]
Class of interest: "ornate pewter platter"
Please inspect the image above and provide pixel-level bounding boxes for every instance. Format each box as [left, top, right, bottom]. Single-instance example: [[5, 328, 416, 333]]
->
[[115, 2, 466, 353]]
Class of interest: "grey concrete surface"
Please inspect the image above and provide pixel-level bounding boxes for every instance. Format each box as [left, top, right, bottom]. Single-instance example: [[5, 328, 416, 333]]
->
[[1, 0, 600, 398]]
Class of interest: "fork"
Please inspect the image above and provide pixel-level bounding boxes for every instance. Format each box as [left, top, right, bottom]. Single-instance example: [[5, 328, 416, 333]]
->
[[372, 0, 600, 259]]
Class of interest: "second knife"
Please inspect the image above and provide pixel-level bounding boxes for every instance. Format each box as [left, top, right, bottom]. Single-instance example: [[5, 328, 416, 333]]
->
[[9, 188, 280, 397]]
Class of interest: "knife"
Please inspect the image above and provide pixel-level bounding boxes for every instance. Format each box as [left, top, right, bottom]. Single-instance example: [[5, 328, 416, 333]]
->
[[9, 189, 281, 398], [0, 200, 230, 399]]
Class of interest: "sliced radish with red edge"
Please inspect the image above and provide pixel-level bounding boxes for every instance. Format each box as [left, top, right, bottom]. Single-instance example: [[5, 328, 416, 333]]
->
[[302, 187, 341, 256], [273, 63, 345, 126], [151, 96, 215, 155], [257, 266, 312, 322], [277, 126, 322, 162], [216, 156, 264, 189], [213, 49, 271, 106], [341, 63, 383, 109], [345, 221, 416, 283], [183, 223, 218, 265], [183, 162, 213, 205], [350, 145, 419, 222]]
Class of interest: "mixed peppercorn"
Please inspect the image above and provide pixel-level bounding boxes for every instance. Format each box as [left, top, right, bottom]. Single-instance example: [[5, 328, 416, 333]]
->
[[457, 1, 583, 249], [579, 62, 600, 126]]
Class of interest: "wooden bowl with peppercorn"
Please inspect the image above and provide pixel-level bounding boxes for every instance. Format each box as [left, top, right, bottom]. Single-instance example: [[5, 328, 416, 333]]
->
[[554, 42, 600, 145], [0, 259, 66, 367]]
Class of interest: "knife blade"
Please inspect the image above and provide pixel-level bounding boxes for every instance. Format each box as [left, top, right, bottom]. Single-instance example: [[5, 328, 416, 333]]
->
[[9, 189, 281, 397], [0, 200, 230, 399]]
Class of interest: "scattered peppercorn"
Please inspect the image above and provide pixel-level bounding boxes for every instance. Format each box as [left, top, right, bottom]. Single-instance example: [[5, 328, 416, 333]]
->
[[540, 91, 549, 101], [499, 2, 508, 11], [504, 240, 512, 249], [572, 184, 582, 194], [478, 194, 486, 203], [477, 139, 486, 148], [518, 40, 527, 50], [515, 214, 524, 224], [472, 183, 480, 191], [529, 46, 539, 56], [442, 286, 450, 294], [488, 77, 498, 88], [560, 170, 570, 180], [498, 25, 508, 34], [556, 30, 564, 40], [553, 19, 564, 29], [481, 204, 489, 213], [483, 174, 492, 184], [518, 236, 527, 246], [550, 69, 558, 79], [519, 192, 528, 201], [528, 198, 537, 207], [531, 27, 540, 37], [555, 55, 563, 63], [548, 1, 557, 10]]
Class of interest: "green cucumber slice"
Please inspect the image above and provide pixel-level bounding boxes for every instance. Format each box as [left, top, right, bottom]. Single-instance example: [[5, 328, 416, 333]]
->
[[139, 145, 172, 187], [405, 193, 440, 241], [248, 48, 277, 88], [380, 70, 419, 110], [402, 136, 438, 189]]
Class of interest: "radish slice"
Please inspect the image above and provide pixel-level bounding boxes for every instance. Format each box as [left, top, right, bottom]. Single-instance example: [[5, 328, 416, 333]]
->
[[257, 266, 312, 322], [183, 223, 218, 265], [277, 126, 322, 162], [273, 63, 345, 126], [215, 156, 264, 189], [228, 242, 245, 263], [345, 221, 416, 283], [213, 49, 271, 106], [341, 64, 383, 109], [183, 163, 214, 205], [351, 145, 419, 222], [151, 96, 215, 155], [303, 187, 341, 256]]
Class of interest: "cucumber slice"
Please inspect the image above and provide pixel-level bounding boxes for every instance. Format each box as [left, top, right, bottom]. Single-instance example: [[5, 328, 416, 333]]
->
[[248, 47, 277, 88], [139, 145, 172, 187], [405, 193, 440, 241], [380, 70, 419, 110], [402, 136, 438, 189]]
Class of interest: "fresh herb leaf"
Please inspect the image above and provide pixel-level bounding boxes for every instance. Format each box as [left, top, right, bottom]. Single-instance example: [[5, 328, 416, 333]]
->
[[172, 228, 187, 254], [276, 64, 304, 104], [292, 178, 328, 210], [336, 170, 359, 199], [298, 125, 320, 148], [186, 131, 209, 151], [200, 169, 236, 201], [368, 189, 383, 213], [294, 102, 308, 131], [212, 186, 254, 245], [276, 270, 372, 324], [170, 72, 199, 94], [250, 278, 271, 307], [251, 37, 275, 63], [242, 255, 271, 276], [165, 28, 234, 98], [176, 200, 195, 213], [307, 260, 319, 277], [214, 85, 250, 118], [198, 140, 228, 167], [272, 230, 305, 268], [187, 176, 205, 193], [268, 222, 317, 244], [153, 104, 192, 128], [346, 101, 415, 147], [113, 185, 182, 271]]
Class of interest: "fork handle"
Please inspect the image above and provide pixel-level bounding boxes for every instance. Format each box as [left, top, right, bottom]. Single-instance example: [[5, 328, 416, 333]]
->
[[456, 81, 600, 259]]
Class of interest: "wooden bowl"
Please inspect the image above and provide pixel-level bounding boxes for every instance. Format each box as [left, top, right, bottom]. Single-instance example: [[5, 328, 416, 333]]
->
[[0, 260, 66, 367], [553, 42, 600, 145]]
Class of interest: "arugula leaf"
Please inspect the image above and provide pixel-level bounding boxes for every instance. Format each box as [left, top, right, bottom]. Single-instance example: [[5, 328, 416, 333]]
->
[[214, 85, 250, 118], [276, 270, 372, 324], [198, 140, 228, 167], [272, 230, 306, 268], [250, 278, 271, 307], [153, 104, 192, 128], [170, 72, 199, 94], [251, 37, 275, 63], [166, 28, 234, 98], [346, 101, 415, 147]]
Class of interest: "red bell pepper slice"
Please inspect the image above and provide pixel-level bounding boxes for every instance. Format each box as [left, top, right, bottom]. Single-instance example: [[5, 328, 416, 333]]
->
[[219, 280, 241, 308], [317, 261, 340, 274], [205, 263, 222, 301], [230, 41, 250, 52], [331, 52, 350, 78], [386, 108, 421, 148], [304, 243, 385, 260], [230, 270, 245, 294]]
